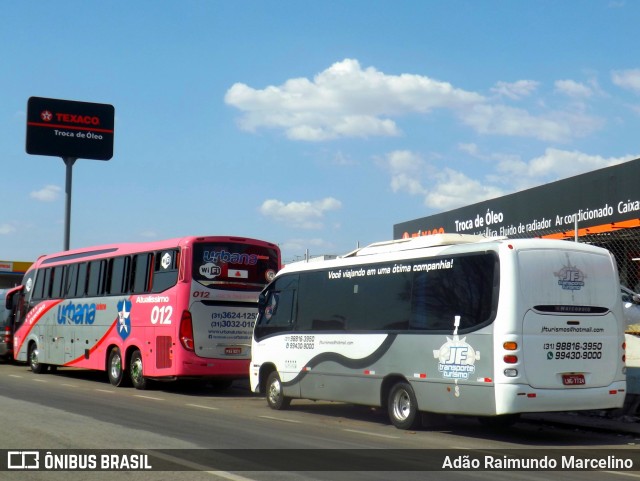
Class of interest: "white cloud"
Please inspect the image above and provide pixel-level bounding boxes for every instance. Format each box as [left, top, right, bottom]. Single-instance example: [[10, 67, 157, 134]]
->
[[554, 79, 593, 98], [458, 143, 479, 156], [226, 59, 604, 143], [460, 104, 601, 142], [382, 148, 640, 212], [424, 169, 505, 210], [612, 69, 640, 93], [279, 238, 337, 261], [0, 224, 16, 235], [490, 80, 539, 100], [522, 148, 637, 178], [225, 58, 483, 141], [381, 150, 503, 210], [332, 151, 358, 166], [383, 150, 430, 196], [30, 185, 61, 202], [259, 197, 342, 229]]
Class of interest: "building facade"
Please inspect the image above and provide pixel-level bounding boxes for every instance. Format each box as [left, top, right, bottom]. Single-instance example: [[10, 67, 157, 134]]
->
[[0, 260, 32, 288], [394, 158, 640, 291]]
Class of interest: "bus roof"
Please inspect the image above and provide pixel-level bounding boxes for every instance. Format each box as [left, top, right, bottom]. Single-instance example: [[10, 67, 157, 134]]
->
[[342, 234, 498, 258], [28, 235, 279, 270], [281, 235, 611, 275]]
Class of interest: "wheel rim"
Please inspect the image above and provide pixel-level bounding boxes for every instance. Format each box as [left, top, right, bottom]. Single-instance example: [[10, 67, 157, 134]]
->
[[131, 356, 143, 384], [30, 348, 39, 370], [110, 352, 122, 380], [268, 377, 281, 405], [392, 389, 411, 421]]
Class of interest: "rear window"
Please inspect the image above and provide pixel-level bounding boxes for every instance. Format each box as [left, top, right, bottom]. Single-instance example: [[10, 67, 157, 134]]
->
[[518, 249, 618, 309], [192, 242, 279, 291]]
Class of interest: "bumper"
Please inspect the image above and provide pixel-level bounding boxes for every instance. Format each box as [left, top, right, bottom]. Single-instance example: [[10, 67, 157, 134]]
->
[[179, 357, 250, 378], [494, 381, 627, 414]]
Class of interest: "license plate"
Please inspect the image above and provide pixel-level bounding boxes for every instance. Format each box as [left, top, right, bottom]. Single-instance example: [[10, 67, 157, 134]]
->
[[562, 374, 585, 386], [225, 347, 242, 356]]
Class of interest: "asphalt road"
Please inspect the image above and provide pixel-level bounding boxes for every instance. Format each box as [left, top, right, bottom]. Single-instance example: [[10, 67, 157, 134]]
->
[[0, 362, 638, 481]]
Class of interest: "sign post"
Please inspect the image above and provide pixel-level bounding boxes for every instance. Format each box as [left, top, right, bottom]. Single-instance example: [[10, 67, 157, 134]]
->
[[26, 97, 114, 251], [63, 156, 77, 251]]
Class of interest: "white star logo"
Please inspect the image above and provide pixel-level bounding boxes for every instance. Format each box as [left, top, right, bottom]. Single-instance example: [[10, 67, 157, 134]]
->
[[40, 110, 52, 122], [118, 302, 130, 333]]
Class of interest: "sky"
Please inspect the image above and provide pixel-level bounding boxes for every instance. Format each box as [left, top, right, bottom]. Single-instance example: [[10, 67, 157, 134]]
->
[[1, 1, 640, 264]]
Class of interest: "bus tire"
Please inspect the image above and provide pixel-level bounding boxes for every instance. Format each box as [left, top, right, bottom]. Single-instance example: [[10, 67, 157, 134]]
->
[[388, 382, 421, 430], [28, 342, 46, 374], [129, 349, 147, 390], [266, 371, 291, 410], [107, 347, 129, 387]]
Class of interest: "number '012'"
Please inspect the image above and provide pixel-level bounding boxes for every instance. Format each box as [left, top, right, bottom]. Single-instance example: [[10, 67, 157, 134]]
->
[[151, 305, 173, 325]]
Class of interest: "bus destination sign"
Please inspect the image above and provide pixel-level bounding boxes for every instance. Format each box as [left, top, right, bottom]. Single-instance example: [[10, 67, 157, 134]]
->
[[26, 97, 115, 160]]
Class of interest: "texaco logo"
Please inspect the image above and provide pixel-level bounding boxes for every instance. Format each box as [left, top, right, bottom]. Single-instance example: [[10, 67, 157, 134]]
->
[[40, 110, 53, 122]]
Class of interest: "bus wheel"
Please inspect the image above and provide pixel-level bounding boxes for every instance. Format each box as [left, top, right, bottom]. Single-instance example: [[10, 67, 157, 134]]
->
[[28, 342, 46, 374], [129, 350, 147, 390], [388, 382, 421, 430], [266, 371, 291, 410], [107, 347, 129, 387]]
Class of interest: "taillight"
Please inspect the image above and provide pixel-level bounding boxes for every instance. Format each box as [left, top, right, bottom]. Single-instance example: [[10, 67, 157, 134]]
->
[[2, 326, 10, 344], [179, 310, 194, 351]]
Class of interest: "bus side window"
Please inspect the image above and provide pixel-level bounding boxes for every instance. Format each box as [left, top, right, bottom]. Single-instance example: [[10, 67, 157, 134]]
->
[[64, 264, 79, 298], [296, 271, 346, 331], [87, 260, 107, 297], [132, 253, 152, 294], [409, 254, 497, 331], [108, 256, 131, 295], [263, 291, 295, 326], [50, 266, 65, 299], [151, 250, 179, 293], [32, 268, 52, 301], [75, 263, 89, 298]]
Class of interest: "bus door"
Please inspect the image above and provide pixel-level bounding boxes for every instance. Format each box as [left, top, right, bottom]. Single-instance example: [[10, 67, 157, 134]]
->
[[45, 324, 68, 365]]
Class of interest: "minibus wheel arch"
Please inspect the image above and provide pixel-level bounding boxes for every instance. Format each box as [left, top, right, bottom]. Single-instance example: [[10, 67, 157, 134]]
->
[[259, 363, 278, 395], [380, 374, 408, 409]]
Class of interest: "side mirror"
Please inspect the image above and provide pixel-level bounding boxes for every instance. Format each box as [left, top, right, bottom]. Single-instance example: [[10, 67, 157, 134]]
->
[[5, 286, 23, 310], [5, 291, 15, 310], [258, 291, 268, 309]]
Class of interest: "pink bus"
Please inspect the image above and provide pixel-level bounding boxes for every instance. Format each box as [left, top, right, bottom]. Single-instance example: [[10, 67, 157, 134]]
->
[[5, 236, 280, 389]]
